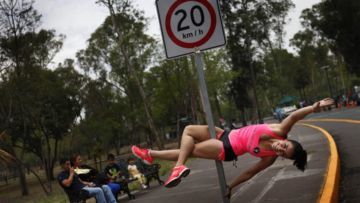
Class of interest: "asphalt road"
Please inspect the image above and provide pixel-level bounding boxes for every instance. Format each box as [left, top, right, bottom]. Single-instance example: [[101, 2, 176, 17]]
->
[[117, 107, 359, 203], [119, 120, 337, 202], [304, 107, 360, 203]]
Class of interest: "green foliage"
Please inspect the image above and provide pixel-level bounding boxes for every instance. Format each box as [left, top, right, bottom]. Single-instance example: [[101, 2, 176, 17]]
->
[[2, 1, 360, 199], [301, 0, 360, 76], [73, 78, 131, 156], [0, 0, 41, 37], [145, 57, 195, 126], [0, 0, 81, 187], [288, 3, 359, 100], [219, 0, 294, 121], [76, 1, 160, 148], [0, 64, 83, 176]]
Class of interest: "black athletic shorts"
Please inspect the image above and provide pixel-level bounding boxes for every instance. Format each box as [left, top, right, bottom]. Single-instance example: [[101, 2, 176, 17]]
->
[[219, 130, 237, 161]]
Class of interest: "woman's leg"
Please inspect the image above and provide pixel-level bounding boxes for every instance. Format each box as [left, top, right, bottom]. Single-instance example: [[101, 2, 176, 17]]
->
[[191, 139, 223, 160], [175, 125, 223, 166], [150, 139, 223, 161], [150, 149, 180, 161], [133, 125, 223, 165], [150, 125, 223, 162]]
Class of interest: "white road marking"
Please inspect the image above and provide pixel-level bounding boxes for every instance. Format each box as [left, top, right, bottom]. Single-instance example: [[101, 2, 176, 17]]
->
[[252, 167, 286, 203]]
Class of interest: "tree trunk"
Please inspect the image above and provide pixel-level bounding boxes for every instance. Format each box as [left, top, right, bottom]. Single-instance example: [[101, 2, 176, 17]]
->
[[190, 89, 198, 124], [49, 139, 59, 181], [24, 163, 50, 195], [249, 60, 263, 124], [45, 137, 53, 192], [213, 91, 223, 119], [266, 37, 281, 75], [43, 158, 52, 192], [241, 108, 247, 127], [104, 1, 164, 150], [17, 162, 28, 196], [99, 156, 102, 171], [93, 155, 98, 171], [8, 147, 28, 195], [18, 154, 51, 195]]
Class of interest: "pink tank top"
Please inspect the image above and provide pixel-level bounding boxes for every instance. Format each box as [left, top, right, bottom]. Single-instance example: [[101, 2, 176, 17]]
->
[[228, 124, 284, 157]]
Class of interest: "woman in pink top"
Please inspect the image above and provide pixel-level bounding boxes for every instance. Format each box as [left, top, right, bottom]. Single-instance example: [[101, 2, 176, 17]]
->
[[132, 98, 334, 199]]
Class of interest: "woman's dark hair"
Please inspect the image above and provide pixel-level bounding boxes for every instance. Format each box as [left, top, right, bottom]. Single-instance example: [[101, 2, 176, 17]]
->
[[288, 139, 307, 171]]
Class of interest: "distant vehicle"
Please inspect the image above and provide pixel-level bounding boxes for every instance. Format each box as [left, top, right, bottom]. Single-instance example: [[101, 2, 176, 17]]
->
[[273, 105, 297, 121], [354, 86, 360, 99], [281, 105, 297, 118], [275, 95, 299, 120]]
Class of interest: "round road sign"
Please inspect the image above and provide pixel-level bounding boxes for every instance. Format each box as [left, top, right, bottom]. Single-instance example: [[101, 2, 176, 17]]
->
[[165, 0, 217, 48], [156, 0, 226, 59]]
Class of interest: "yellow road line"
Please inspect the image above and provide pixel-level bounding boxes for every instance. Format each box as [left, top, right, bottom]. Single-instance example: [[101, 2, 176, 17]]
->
[[298, 123, 340, 203], [303, 118, 360, 124]]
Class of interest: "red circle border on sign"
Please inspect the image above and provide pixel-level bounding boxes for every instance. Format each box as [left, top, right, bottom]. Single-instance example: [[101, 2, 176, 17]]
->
[[165, 0, 216, 48]]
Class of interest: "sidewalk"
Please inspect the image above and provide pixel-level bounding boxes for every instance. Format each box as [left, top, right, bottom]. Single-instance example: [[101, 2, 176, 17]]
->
[[120, 125, 332, 203]]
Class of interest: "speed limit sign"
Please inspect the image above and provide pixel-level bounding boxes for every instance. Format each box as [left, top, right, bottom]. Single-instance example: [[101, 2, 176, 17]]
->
[[156, 0, 226, 59]]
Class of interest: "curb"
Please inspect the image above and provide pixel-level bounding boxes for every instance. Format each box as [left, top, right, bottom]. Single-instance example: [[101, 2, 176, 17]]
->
[[298, 123, 340, 203], [305, 118, 360, 124]]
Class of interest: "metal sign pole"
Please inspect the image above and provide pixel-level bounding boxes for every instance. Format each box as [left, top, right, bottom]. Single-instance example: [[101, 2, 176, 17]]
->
[[194, 50, 230, 203]]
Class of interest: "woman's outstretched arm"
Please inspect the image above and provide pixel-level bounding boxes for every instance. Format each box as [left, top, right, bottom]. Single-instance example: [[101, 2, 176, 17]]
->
[[279, 98, 334, 135], [225, 156, 277, 198]]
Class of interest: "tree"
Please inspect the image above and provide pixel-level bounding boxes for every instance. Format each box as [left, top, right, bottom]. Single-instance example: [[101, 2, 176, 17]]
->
[[202, 49, 234, 120], [1, 1, 82, 195], [0, 64, 82, 190], [0, 0, 41, 73], [0, 0, 42, 195], [144, 56, 198, 141], [302, 0, 360, 76], [258, 49, 300, 112], [76, 0, 164, 149], [95, 0, 164, 149], [74, 77, 126, 168], [220, 0, 293, 124], [289, 6, 347, 99], [0, 131, 12, 163]]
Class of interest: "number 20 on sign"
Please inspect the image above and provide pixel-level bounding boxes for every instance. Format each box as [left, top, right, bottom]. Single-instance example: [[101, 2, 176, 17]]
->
[[156, 0, 226, 59]]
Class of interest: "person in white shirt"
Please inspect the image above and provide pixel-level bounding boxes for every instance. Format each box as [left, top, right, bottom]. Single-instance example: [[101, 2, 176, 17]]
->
[[127, 157, 147, 189]]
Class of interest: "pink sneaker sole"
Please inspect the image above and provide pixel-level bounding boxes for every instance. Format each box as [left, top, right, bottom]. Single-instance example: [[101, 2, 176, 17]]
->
[[164, 168, 191, 188]]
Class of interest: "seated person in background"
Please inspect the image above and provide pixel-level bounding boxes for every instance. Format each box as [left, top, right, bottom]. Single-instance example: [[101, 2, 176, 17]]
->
[[104, 153, 135, 199], [71, 154, 120, 197], [104, 154, 121, 182], [127, 157, 148, 189], [71, 154, 97, 182], [57, 157, 116, 203]]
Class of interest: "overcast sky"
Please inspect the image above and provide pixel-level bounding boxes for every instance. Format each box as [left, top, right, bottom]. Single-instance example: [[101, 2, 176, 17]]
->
[[33, 0, 320, 66]]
